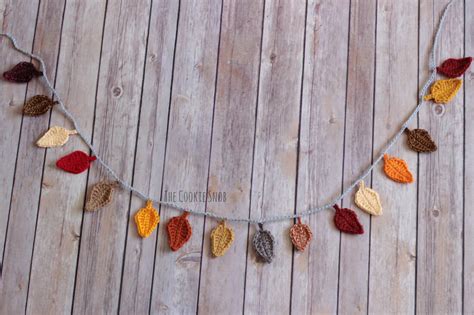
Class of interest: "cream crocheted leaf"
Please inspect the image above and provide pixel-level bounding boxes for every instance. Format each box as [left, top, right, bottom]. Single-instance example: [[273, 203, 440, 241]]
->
[[354, 181, 383, 216], [36, 126, 77, 148]]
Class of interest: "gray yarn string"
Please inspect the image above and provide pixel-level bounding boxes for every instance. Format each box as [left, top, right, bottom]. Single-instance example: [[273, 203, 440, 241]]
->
[[0, 0, 454, 225]]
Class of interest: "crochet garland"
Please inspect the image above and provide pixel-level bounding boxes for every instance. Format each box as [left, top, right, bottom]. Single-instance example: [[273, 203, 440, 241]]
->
[[0, 0, 469, 262]]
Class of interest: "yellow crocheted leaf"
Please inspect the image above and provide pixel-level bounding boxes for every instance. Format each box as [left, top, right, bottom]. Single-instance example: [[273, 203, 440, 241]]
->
[[383, 154, 414, 184], [134, 200, 160, 238], [423, 79, 462, 104], [36, 126, 77, 148], [354, 180, 382, 216], [210, 221, 234, 257]]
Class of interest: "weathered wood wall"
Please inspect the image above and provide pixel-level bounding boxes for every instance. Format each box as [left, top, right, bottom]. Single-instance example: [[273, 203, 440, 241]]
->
[[0, 0, 471, 314]]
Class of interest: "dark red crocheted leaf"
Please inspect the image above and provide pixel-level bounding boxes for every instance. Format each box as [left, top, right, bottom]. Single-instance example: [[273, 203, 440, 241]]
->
[[3, 62, 43, 83], [333, 204, 364, 234], [56, 151, 96, 174], [167, 213, 192, 251], [437, 57, 472, 78]]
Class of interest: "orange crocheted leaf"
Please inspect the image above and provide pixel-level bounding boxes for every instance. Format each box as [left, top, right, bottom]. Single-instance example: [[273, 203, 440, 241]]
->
[[383, 154, 414, 183], [134, 200, 160, 238], [289, 218, 312, 251], [423, 79, 462, 104], [167, 213, 192, 251]]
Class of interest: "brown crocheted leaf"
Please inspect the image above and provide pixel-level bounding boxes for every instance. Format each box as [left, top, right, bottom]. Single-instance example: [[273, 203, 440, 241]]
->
[[253, 225, 274, 263], [167, 213, 192, 251], [289, 218, 312, 251], [3, 62, 43, 83], [333, 204, 364, 234], [437, 57, 472, 78], [85, 181, 116, 211], [405, 128, 437, 153], [23, 95, 57, 116]]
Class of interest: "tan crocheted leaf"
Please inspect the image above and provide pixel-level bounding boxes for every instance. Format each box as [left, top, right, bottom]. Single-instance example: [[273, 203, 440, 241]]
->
[[23, 95, 57, 116], [383, 154, 414, 184], [210, 221, 234, 257], [354, 181, 382, 216], [36, 126, 77, 148], [135, 200, 160, 238], [289, 218, 312, 251], [85, 181, 116, 211], [405, 128, 437, 153], [167, 213, 192, 251], [423, 79, 462, 104], [253, 225, 274, 263]]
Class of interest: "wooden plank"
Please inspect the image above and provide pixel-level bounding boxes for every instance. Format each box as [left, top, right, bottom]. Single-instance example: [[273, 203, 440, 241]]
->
[[119, 0, 179, 313], [0, 0, 39, 275], [0, 0, 64, 313], [71, 1, 152, 314], [147, 0, 222, 313], [417, 1, 464, 314], [465, 0, 474, 312], [197, 0, 263, 313], [290, 1, 349, 314], [244, 1, 305, 314], [26, 1, 106, 314], [368, 1, 418, 314], [338, 0, 376, 314]]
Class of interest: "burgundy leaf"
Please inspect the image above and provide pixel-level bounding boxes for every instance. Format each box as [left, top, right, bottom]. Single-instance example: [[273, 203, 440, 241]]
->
[[437, 57, 472, 78], [3, 62, 43, 83], [333, 204, 364, 234]]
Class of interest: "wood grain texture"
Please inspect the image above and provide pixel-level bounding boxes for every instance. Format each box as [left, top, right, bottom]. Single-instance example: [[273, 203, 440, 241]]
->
[[369, 1, 419, 314], [291, 1, 349, 314], [0, 0, 39, 277], [338, 0, 376, 313], [26, 1, 106, 314], [0, 0, 471, 314], [72, 1, 152, 314], [0, 0, 63, 313], [417, 1, 464, 314], [244, 0, 305, 314], [149, 0, 222, 313], [465, 1, 474, 313], [119, 1, 179, 314], [197, 0, 263, 313]]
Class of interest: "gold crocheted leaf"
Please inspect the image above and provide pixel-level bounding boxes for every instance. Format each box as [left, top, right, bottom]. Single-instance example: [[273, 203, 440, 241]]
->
[[135, 200, 160, 238], [354, 180, 382, 216], [23, 95, 57, 116], [210, 221, 234, 257], [253, 225, 274, 263], [383, 154, 414, 184], [404, 128, 437, 153], [36, 126, 77, 148], [85, 181, 116, 211], [289, 218, 312, 251], [423, 79, 462, 104]]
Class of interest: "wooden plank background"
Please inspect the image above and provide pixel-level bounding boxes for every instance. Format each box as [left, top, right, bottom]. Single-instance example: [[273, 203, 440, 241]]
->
[[0, 0, 471, 314]]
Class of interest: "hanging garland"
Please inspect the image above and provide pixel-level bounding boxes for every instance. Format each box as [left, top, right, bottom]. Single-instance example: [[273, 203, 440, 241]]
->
[[0, 0, 469, 262]]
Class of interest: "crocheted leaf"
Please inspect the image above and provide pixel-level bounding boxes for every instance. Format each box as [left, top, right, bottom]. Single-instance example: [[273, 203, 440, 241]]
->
[[167, 213, 192, 251], [210, 221, 234, 257], [56, 151, 96, 174], [333, 204, 364, 234], [253, 226, 274, 263], [289, 218, 312, 251], [36, 126, 77, 148], [405, 128, 437, 153], [354, 181, 382, 216], [3, 62, 43, 83], [437, 57, 472, 78], [424, 79, 462, 104], [135, 200, 160, 238], [85, 181, 116, 211], [383, 154, 414, 183], [23, 95, 57, 116]]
